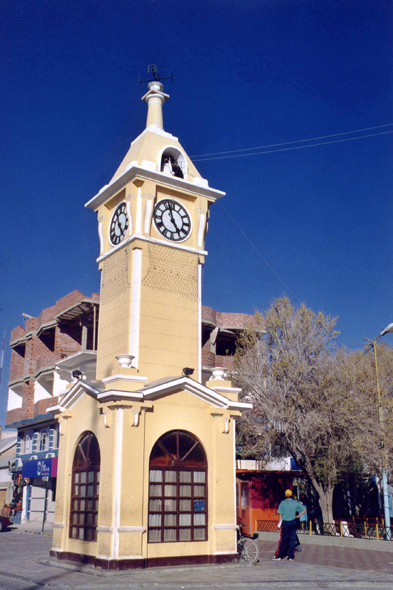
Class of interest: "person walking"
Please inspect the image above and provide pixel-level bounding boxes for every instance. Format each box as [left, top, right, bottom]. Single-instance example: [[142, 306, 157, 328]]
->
[[271, 489, 306, 562]]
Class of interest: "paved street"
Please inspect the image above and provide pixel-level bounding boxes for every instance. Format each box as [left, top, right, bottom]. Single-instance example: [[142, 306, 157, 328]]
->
[[1, 531, 393, 589]]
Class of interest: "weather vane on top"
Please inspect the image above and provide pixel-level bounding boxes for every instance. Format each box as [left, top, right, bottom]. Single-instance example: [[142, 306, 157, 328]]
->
[[139, 64, 173, 84]]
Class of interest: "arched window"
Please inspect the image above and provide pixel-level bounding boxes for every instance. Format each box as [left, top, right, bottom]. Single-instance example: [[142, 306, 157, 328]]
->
[[148, 430, 207, 544], [69, 432, 100, 542], [39, 432, 48, 451], [25, 435, 32, 454]]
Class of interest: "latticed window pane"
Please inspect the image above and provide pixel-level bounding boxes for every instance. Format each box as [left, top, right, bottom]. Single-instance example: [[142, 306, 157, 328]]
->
[[149, 514, 162, 527], [179, 513, 191, 526], [194, 514, 206, 526], [179, 471, 191, 483], [164, 484, 177, 497], [148, 431, 207, 544], [194, 471, 205, 483], [165, 471, 177, 482], [179, 499, 191, 512], [164, 529, 176, 542], [164, 514, 177, 526], [149, 529, 161, 543], [150, 484, 162, 497], [150, 470, 163, 482], [179, 528, 191, 541], [149, 499, 162, 511], [164, 499, 176, 511]]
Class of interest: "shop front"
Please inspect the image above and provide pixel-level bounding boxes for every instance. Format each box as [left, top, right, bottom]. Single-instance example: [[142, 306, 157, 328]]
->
[[22, 457, 57, 524]]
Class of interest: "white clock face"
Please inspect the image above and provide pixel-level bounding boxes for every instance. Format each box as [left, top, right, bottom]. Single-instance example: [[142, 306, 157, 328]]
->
[[153, 199, 192, 242], [110, 202, 129, 246]]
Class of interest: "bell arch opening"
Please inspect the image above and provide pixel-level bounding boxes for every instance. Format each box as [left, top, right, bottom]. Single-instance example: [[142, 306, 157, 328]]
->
[[160, 147, 186, 179]]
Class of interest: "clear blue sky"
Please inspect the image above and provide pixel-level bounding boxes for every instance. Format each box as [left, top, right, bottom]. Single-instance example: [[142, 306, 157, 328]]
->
[[1, 0, 392, 426]]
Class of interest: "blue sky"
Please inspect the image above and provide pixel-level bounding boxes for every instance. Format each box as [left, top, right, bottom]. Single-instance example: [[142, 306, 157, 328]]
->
[[1, 0, 392, 426]]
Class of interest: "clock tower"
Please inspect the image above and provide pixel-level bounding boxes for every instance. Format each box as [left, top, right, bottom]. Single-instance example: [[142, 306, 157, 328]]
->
[[86, 80, 224, 389], [50, 79, 250, 570]]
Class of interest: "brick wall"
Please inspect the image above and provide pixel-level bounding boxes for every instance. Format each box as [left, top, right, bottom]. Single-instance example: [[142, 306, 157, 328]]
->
[[34, 396, 59, 417], [36, 305, 56, 332], [10, 325, 26, 344]]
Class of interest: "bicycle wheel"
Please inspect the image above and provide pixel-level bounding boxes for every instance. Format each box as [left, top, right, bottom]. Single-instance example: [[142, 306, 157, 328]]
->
[[237, 537, 259, 564]]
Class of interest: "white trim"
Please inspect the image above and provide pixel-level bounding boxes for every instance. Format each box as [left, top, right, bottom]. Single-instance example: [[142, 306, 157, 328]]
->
[[117, 526, 146, 533], [85, 165, 225, 211], [96, 233, 208, 264], [213, 551, 237, 555], [198, 263, 202, 383], [97, 527, 113, 535], [136, 186, 142, 234], [49, 376, 251, 413], [197, 212, 206, 248], [97, 390, 144, 402], [130, 248, 142, 367], [98, 220, 104, 255], [52, 522, 65, 529], [144, 198, 153, 234], [213, 524, 238, 530], [102, 375, 148, 384], [112, 408, 123, 559], [209, 386, 242, 394], [51, 547, 64, 552]]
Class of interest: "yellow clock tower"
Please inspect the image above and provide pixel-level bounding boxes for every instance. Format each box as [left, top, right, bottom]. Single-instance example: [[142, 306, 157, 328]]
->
[[86, 80, 224, 390], [49, 80, 251, 570]]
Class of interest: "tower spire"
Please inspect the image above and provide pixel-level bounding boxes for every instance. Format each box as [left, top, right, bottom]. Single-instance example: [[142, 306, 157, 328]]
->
[[140, 65, 172, 130], [141, 81, 169, 130]]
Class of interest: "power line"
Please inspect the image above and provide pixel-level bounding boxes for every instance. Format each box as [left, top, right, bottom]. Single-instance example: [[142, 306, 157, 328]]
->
[[219, 203, 302, 305], [191, 123, 393, 159], [193, 130, 393, 162]]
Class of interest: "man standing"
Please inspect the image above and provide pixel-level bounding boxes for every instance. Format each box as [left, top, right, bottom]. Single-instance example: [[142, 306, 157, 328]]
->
[[271, 489, 306, 561]]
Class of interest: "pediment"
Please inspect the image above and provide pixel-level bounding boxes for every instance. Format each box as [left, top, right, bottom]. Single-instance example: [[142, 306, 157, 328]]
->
[[46, 376, 251, 415], [46, 379, 104, 414], [97, 376, 250, 411]]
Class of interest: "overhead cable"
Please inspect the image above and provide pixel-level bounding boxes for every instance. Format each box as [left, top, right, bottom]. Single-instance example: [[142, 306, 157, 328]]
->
[[191, 123, 393, 159], [193, 130, 393, 162]]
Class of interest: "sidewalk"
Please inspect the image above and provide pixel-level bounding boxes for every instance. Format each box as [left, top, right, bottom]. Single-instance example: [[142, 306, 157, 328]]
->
[[256, 531, 393, 553], [9, 518, 53, 536], [1, 532, 393, 589]]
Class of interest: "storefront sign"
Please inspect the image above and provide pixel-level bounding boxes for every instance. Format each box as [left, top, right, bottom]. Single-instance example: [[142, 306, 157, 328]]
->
[[22, 457, 58, 478]]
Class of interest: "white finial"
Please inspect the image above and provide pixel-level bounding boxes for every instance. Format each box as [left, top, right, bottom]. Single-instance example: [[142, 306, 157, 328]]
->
[[141, 81, 169, 130]]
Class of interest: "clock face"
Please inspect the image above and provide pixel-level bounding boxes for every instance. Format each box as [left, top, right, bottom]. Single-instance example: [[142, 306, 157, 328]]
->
[[153, 199, 192, 242], [110, 202, 129, 246]]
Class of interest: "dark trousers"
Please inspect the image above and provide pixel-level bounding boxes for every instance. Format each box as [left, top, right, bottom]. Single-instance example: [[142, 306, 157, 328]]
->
[[275, 519, 298, 559]]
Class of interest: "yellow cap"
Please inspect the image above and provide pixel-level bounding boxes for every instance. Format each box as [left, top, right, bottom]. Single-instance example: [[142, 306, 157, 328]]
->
[[285, 489, 293, 497]]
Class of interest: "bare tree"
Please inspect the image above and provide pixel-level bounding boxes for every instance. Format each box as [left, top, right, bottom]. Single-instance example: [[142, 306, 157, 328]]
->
[[236, 298, 360, 524]]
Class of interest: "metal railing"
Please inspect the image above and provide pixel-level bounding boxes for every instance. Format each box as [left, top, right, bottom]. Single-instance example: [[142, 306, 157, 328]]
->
[[256, 520, 392, 541]]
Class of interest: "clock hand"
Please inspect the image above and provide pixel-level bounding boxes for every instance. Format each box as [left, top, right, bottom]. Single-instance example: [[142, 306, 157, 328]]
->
[[169, 209, 181, 232]]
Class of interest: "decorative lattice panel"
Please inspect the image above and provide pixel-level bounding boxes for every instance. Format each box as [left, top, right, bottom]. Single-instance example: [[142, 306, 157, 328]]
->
[[143, 244, 198, 301], [101, 247, 129, 305]]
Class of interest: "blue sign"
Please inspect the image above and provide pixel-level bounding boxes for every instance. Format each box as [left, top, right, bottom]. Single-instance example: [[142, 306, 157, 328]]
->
[[194, 500, 205, 512], [22, 458, 55, 478]]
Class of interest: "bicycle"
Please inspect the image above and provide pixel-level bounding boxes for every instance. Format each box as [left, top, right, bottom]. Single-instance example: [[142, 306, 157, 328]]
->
[[237, 521, 259, 565]]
